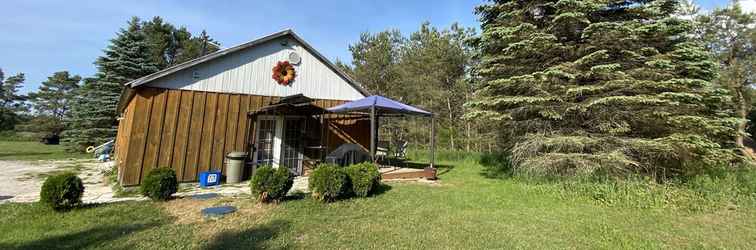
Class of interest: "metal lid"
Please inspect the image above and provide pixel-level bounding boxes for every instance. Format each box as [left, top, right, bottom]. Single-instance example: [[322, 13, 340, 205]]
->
[[227, 151, 248, 158]]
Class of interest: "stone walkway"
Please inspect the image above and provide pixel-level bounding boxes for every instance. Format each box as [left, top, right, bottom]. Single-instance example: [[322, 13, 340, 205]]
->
[[174, 176, 309, 198], [0, 158, 309, 204]]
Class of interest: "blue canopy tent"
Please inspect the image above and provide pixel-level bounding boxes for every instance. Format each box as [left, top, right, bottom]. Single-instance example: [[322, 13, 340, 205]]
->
[[327, 95, 436, 169]]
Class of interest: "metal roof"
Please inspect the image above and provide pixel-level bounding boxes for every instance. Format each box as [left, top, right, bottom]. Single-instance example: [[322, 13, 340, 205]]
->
[[124, 29, 369, 96]]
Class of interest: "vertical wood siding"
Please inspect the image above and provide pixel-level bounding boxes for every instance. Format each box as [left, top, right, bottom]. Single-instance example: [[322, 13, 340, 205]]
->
[[115, 97, 136, 184], [117, 87, 370, 186]]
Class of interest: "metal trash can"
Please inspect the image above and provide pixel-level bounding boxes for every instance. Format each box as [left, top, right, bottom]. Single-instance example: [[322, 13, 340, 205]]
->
[[225, 152, 248, 184]]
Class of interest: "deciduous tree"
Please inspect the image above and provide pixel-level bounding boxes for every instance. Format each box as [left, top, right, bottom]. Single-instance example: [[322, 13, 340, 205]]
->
[[694, 2, 755, 156]]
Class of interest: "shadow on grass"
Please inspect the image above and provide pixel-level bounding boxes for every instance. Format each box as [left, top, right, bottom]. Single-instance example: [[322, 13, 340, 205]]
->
[[203, 219, 291, 250], [371, 183, 393, 196], [283, 192, 307, 202], [478, 153, 514, 180], [0, 222, 161, 250]]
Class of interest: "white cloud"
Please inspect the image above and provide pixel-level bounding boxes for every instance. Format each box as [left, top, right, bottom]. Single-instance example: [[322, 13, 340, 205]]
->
[[739, 0, 756, 13]]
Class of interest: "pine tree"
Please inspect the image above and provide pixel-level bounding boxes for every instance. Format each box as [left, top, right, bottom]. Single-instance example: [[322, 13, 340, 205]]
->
[[26, 71, 80, 136], [63, 17, 159, 150], [142, 18, 220, 68], [28, 71, 81, 119], [348, 30, 405, 97], [63, 17, 219, 151], [466, 0, 740, 178], [97, 17, 160, 85], [0, 68, 27, 131], [398, 22, 475, 150]]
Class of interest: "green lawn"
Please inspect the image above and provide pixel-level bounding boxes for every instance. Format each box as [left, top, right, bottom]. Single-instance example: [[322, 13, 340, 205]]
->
[[2, 157, 755, 249], [0, 141, 88, 161]]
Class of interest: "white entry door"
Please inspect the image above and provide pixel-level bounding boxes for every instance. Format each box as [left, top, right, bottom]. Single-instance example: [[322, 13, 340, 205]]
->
[[252, 116, 304, 175], [281, 117, 305, 175], [253, 117, 278, 167]]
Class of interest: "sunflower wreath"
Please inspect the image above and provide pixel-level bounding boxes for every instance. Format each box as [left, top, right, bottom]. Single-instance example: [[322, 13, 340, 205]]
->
[[272, 61, 296, 85]]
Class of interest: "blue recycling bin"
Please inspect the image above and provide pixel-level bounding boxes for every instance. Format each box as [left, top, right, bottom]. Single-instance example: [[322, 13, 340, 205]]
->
[[199, 171, 221, 187]]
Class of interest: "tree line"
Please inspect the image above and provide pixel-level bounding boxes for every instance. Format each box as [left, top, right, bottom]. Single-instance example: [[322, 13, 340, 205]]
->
[[336, 0, 754, 178], [337, 22, 497, 152], [0, 16, 218, 150]]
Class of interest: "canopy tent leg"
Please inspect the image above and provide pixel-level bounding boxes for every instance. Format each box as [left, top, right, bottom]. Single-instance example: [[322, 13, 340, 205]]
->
[[430, 115, 435, 169], [370, 106, 376, 163]]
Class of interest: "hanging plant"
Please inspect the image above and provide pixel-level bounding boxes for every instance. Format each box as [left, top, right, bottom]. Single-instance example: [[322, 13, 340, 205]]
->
[[272, 61, 296, 86]]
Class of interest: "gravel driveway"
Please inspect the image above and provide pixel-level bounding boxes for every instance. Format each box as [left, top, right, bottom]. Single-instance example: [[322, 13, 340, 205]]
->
[[0, 159, 137, 204], [0, 159, 309, 204]]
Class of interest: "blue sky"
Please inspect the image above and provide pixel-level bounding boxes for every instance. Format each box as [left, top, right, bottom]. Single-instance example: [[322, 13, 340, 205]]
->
[[0, 0, 741, 94]]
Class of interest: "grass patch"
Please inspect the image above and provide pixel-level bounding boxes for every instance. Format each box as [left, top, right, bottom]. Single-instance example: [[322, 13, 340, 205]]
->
[[0, 141, 88, 161], [1, 153, 756, 248], [0, 131, 44, 142]]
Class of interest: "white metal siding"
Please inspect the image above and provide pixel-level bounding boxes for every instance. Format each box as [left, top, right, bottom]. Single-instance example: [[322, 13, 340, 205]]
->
[[146, 36, 365, 101]]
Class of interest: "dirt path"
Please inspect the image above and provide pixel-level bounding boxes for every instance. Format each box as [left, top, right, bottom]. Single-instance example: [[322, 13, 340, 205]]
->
[[0, 159, 137, 204]]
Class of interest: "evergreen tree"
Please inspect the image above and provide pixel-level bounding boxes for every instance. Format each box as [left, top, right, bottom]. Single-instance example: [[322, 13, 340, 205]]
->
[[467, 0, 740, 178], [334, 58, 354, 77], [142, 16, 176, 69], [28, 71, 81, 119], [63, 16, 219, 151], [64, 77, 121, 150], [142, 17, 220, 68], [0, 68, 27, 131], [26, 71, 80, 136], [97, 17, 160, 85], [348, 30, 405, 97], [345, 24, 485, 151], [64, 17, 159, 150], [398, 22, 475, 150]]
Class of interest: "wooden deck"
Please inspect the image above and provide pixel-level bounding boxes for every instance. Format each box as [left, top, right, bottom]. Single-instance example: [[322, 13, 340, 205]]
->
[[379, 166, 436, 180]]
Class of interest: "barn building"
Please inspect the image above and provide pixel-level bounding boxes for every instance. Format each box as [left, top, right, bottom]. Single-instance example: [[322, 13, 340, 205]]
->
[[114, 30, 371, 186]]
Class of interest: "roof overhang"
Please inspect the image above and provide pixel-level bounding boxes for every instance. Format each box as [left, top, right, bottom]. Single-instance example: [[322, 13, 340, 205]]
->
[[248, 94, 329, 116]]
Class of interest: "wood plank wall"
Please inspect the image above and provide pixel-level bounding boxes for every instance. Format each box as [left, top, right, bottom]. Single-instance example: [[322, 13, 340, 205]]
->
[[116, 87, 369, 186]]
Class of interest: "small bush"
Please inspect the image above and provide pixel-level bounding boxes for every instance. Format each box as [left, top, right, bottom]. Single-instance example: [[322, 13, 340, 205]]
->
[[250, 165, 294, 202], [309, 164, 348, 202], [40, 172, 85, 210], [344, 163, 381, 197], [140, 168, 178, 201]]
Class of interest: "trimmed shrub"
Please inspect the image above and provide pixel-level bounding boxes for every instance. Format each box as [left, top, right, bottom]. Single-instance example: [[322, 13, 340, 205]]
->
[[250, 165, 294, 202], [309, 164, 348, 202], [40, 172, 85, 210], [345, 162, 381, 197], [140, 168, 178, 201]]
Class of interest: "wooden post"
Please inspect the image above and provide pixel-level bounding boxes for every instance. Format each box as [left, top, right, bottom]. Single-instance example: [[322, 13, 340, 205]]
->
[[370, 106, 377, 163], [247, 113, 257, 177], [319, 114, 325, 161]]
